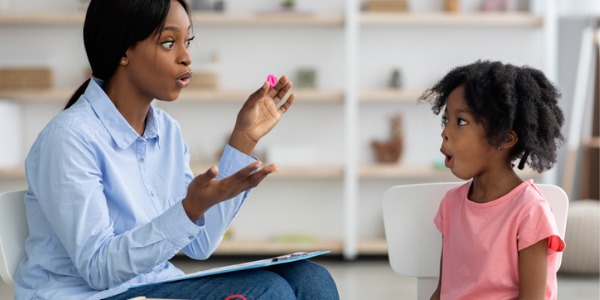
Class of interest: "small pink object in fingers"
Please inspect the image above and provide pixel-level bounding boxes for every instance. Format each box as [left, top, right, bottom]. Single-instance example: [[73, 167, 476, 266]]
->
[[267, 74, 278, 88]]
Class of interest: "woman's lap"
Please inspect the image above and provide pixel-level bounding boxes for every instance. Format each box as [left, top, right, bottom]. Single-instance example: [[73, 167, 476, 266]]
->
[[106, 260, 339, 300]]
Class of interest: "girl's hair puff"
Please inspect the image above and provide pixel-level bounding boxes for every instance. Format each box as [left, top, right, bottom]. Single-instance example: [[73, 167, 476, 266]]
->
[[419, 60, 565, 173]]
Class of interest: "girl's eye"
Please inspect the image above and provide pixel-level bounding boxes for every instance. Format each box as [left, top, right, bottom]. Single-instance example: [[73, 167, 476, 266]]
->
[[160, 40, 175, 50], [458, 118, 468, 126], [441, 116, 448, 128]]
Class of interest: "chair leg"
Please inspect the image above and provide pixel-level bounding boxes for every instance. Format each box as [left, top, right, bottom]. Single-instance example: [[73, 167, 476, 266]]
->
[[417, 278, 439, 300]]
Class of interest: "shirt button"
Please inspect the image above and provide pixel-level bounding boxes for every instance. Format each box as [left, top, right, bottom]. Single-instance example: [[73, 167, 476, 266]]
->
[[139, 157, 144, 163], [150, 191, 155, 197], [188, 236, 194, 240]]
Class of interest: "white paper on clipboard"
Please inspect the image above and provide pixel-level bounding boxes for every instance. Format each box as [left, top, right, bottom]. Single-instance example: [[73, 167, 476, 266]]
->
[[133, 250, 331, 288]]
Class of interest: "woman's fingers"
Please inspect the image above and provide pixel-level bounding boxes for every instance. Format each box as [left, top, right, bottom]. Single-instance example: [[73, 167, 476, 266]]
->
[[278, 93, 295, 114], [267, 75, 291, 98], [247, 81, 269, 104]]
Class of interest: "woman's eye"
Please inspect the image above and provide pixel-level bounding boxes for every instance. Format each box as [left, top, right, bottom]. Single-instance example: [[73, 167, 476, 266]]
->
[[185, 36, 195, 48], [160, 40, 175, 49], [458, 118, 467, 126]]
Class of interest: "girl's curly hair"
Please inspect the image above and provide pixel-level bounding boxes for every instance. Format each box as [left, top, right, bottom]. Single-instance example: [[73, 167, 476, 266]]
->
[[419, 60, 565, 173]]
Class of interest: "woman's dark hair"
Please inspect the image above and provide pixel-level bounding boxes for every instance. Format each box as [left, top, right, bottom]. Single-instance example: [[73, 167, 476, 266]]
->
[[419, 60, 565, 173], [65, 0, 190, 110]]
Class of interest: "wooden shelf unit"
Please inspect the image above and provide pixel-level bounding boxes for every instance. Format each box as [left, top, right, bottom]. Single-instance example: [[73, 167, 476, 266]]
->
[[0, 4, 555, 259], [359, 12, 543, 27]]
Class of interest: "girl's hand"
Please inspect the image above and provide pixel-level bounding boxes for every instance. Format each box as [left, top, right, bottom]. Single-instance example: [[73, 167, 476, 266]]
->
[[182, 161, 277, 222], [229, 75, 295, 155]]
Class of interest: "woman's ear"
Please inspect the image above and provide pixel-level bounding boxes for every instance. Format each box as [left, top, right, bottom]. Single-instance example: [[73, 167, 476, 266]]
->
[[120, 56, 128, 66]]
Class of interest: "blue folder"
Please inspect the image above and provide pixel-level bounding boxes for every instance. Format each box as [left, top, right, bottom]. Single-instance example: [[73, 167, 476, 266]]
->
[[134, 250, 331, 288]]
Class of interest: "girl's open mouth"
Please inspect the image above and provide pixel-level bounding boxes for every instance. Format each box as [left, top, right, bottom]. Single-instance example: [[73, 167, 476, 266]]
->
[[441, 149, 452, 168]]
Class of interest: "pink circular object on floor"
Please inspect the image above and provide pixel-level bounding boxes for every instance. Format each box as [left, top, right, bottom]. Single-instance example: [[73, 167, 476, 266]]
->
[[267, 74, 278, 88]]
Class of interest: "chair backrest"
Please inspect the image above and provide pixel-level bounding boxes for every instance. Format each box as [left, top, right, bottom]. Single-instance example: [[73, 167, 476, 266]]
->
[[0, 189, 28, 285], [382, 182, 569, 299]]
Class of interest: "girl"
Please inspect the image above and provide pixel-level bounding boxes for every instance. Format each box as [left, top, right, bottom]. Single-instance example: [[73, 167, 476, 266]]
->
[[420, 60, 566, 299], [14, 0, 339, 299]]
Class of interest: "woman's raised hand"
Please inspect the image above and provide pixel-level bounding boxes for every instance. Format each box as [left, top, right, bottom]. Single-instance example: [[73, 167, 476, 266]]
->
[[182, 161, 277, 222], [229, 75, 295, 155]]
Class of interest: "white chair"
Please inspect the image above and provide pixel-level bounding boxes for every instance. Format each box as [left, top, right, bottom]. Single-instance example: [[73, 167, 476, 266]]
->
[[382, 182, 569, 300], [0, 189, 28, 285]]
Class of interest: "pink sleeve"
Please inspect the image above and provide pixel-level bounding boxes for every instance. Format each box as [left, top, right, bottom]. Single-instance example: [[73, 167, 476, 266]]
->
[[517, 200, 565, 253], [434, 198, 444, 234]]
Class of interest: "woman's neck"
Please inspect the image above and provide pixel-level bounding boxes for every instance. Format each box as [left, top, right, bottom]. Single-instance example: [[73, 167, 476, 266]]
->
[[104, 77, 152, 136]]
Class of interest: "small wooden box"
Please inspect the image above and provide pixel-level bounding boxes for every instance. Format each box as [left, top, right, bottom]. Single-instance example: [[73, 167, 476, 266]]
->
[[0, 67, 52, 90], [190, 72, 219, 90], [365, 0, 408, 12]]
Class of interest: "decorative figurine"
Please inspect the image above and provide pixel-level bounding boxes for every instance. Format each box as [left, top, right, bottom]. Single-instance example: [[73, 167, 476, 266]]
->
[[372, 115, 404, 164]]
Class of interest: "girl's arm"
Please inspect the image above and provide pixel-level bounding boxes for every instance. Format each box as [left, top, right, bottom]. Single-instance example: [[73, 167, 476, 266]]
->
[[518, 238, 548, 299], [430, 245, 443, 300]]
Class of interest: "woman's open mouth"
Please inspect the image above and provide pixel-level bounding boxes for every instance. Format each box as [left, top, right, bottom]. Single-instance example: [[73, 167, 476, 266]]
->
[[177, 71, 193, 88]]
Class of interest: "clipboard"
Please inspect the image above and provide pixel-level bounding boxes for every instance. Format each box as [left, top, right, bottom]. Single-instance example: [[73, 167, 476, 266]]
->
[[134, 250, 331, 288]]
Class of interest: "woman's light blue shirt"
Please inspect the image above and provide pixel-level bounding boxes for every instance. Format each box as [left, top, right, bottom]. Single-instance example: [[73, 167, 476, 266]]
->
[[14, 78, 255, 300]]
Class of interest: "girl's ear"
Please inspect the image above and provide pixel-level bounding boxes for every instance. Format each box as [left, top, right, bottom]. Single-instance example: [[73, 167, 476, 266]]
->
[[503, 130, 518, 149]]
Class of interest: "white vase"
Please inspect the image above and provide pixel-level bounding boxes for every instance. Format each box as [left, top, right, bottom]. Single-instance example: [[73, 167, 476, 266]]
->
[[0, 100, 22, 168]]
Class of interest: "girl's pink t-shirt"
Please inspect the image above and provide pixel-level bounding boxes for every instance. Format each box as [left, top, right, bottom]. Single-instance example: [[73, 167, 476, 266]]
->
[[434, 179, 565, 299]]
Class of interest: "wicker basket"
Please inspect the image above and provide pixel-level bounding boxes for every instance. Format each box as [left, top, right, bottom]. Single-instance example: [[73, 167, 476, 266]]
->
[[560, 200, 600, 275], [0, 67, 52, 90]]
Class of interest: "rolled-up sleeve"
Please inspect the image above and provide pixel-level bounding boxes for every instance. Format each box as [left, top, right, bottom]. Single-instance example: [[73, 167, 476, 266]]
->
[[181, 144, 258, 259]]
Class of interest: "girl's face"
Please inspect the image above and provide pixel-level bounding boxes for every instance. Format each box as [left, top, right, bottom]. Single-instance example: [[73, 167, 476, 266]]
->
[[439, 85, 499, 180], [123, 0, 193, 102]]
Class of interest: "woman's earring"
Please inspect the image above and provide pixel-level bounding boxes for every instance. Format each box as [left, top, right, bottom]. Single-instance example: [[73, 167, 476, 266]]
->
[[120, 58, 127, 65]]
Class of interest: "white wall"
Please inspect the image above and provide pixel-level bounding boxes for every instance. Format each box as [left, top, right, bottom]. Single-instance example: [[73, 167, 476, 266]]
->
[[1, 0, 593, 239]]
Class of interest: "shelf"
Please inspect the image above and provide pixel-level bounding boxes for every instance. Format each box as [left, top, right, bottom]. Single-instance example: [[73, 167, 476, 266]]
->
[[360, 164, 454, 179], [0, 88, 343, 103], [214, 239, 343, 255], [359, 89, 423, 103], [213, 238, 387, 256], [0, 88, 73, 103], [192, 12, 344, 27], [0, 12, 542, 27], [583, 137, 600, 149], [0, 12, 344, 27], [359, 164, 540, 180], [191, 163, 344, 179], [0, 12, 84, 25], [0, 166, 25, 180], [178, 89, 343, 103], [360, 12, 543, 27]]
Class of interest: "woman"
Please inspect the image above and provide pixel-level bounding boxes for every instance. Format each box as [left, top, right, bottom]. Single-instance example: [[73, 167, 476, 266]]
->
[[14, 0, 339, 299]]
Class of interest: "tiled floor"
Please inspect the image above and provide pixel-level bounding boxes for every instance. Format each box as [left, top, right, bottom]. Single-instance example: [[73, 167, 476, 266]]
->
[[2, 256, 598, 299]]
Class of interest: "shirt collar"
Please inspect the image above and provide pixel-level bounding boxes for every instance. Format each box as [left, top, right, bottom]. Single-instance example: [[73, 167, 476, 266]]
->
[[84, 77, 160, 149]]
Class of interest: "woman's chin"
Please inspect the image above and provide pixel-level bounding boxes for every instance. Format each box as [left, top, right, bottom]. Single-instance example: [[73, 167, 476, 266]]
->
[[157, 92, 181, 102]]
